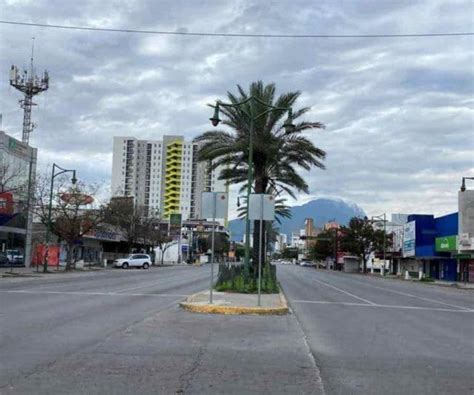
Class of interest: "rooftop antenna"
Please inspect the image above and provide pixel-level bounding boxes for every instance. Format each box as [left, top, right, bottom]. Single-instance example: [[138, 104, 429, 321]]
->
[[9, 37, 49, 145]]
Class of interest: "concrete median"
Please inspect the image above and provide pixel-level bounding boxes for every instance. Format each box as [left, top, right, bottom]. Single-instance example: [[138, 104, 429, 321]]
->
[[180, 289, 289, 315]]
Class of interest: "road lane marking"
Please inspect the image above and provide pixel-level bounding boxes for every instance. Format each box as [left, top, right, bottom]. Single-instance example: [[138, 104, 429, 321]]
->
[[310, 277, 377, 305], [0, 290, 189, 297], [324, 273, 473, 311], [291, 300, 474, 313], [112, 273, 207, 293]]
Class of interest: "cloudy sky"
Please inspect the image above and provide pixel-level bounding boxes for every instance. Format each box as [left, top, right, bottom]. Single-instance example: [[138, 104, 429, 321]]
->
[[1, 0, 473, 219]]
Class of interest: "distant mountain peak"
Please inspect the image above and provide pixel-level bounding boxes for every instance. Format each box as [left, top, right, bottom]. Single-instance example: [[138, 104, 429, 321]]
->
[[228, 197, 365, 241]]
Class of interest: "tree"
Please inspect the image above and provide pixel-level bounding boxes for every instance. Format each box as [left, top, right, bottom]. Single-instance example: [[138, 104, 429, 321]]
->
[[140, 211, 176, 265], [339, 217, 385, 273], [34, 174, 105, 271], [281, 247, 298, 260], [309, 229, 335, 261], [105, 197, 146, 252], [0, 160, 28, 195], [196, 81, 325, 272]]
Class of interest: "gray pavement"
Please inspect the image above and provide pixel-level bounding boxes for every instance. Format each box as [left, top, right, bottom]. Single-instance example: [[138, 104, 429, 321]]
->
[[278, 265, 474, 395], [0, 265, 323, 394]]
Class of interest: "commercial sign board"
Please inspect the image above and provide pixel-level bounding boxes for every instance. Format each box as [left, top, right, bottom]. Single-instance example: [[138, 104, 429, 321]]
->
[[169, 213, 182, 240], [435, 235, 457, 252], [403, 221, 416, 257], [459, 190, 474, 250], [7, 137, 28, 156], [392, 226, 404, 253]]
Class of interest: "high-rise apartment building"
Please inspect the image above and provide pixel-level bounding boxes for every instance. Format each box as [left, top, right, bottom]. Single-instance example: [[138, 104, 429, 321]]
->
[[111, 135, 225, 220]]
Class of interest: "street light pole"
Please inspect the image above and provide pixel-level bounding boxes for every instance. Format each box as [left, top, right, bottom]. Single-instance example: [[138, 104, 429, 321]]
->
[[243, 104, 254, 277], [209, 97, 294, 278], [43, 163, 77, 273]]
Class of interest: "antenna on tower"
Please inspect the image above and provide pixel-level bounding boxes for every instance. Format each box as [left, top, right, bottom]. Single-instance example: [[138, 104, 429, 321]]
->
[[9, 37, 49, 145]]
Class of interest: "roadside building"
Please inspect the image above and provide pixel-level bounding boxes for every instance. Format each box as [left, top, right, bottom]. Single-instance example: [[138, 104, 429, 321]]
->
[[111, 135, 225, 220], [0, 130, 37, 265], [433, 213, 458, 281], [398, 213, 461, 281], [400, 214, 437, 279]]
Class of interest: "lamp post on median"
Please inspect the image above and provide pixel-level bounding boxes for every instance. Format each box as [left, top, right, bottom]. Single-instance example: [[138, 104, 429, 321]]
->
[[43, 163, 77, 273], [209, 98, 295, 276]]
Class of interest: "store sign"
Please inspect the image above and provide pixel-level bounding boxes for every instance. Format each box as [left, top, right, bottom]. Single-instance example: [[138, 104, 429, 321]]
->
[[169, 213, 182, 240], [403, 221, 416, 257], [8, 137, 28, 156], [435, 235, 457, 252], [169, 213, 182, 226]]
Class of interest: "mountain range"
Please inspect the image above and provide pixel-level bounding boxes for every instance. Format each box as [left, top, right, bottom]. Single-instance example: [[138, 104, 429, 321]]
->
[[228, 198, 366, 241]]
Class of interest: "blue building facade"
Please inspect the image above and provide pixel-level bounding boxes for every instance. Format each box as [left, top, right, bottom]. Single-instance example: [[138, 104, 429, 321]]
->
[[401, 213, 458, 281]]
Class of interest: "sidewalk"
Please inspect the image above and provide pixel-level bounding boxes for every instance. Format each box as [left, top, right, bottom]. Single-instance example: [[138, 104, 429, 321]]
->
[[180, 290, 289, 315], [0, 265, 106, 277], [353, 271, 474, 289]]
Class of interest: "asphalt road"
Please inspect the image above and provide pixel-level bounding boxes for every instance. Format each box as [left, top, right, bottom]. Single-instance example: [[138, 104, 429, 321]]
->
[[0, 265, 323, 395], [1, 265, 472, 394], [278, 265, 474, 395]]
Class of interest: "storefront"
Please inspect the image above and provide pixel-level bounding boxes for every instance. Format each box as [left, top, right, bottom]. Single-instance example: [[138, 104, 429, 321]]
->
[[434, 235, 457, 281]]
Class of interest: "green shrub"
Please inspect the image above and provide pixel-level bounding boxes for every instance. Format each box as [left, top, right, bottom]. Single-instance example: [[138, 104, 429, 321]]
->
[[215, 263, 279, 293], [420, 276, 435, 282]]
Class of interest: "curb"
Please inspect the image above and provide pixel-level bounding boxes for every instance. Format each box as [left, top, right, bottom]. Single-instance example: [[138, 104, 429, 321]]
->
[[179, 291, 289, 315]]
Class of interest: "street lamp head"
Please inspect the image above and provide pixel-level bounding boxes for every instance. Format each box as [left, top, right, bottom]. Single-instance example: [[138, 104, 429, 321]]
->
[[71, 171, 77, 185], [283, 108, 295, 134], [460, 177, 466, 192], [209, 104, 221, 127]]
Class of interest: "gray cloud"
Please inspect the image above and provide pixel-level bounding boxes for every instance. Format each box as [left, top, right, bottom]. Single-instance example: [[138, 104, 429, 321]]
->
[[1, 0, 473, 219]]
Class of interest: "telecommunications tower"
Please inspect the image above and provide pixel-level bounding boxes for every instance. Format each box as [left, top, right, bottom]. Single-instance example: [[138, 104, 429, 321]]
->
[[9, 39, 49, 145]]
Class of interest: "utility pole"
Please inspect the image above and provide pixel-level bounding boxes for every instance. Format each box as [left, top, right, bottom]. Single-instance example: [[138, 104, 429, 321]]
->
[[9, 38, 49, 145]]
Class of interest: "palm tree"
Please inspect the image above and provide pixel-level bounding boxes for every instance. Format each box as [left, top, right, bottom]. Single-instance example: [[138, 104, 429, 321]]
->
[[195, 81, 326, 271]]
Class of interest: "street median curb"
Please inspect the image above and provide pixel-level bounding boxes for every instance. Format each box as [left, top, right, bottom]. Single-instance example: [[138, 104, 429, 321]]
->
[[179, 291, 289, 315]]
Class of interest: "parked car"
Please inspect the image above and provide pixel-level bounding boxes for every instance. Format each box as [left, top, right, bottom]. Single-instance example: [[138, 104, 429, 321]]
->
[[299, 260, 315, 267], [6, 250, 24, 265], [113, 254, 152, 269]]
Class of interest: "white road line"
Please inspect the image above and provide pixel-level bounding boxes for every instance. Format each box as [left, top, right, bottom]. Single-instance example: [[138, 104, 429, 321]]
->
[[112, 273, 206, 294], [331, 274, 472, 311], [293, 300, 369, 306], [0, 290, 189, 298], [291, 299, 474, 313], [311, 277, 377, 305]]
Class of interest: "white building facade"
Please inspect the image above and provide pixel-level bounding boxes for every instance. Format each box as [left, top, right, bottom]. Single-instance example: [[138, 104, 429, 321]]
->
[[111, 135, 225, 220]]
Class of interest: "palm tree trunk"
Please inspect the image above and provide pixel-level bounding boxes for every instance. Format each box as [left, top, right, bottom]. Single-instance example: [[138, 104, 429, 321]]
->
[[252, 220, 266, 275], [252, 170, 267, 276]]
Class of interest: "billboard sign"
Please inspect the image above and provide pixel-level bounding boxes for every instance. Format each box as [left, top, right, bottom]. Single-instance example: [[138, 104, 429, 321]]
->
[[403, 221, 416, 257], [459, 190, 474, 250], [435, 235, 457, 252], [392, 226, 404, 253]]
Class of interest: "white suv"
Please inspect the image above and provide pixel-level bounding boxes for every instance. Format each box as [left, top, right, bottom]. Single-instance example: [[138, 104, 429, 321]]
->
[[113, 254, 151, 269]]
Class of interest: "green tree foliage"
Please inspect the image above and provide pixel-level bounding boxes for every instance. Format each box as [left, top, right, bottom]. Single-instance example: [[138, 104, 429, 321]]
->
[[281, 247, 298, 260], [340, 217, 386, 273], [195, 81, 326, 271], [309, 229, 335, 261]]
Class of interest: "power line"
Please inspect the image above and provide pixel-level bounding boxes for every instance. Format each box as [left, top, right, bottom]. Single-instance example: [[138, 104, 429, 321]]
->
[[0, 20, 473, 39]]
